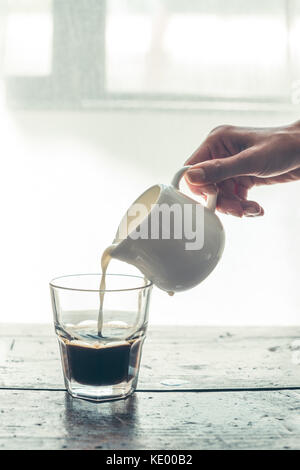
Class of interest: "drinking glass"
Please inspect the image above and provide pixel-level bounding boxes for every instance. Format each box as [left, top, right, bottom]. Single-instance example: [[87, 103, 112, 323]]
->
[[50, 274, 152, 402]]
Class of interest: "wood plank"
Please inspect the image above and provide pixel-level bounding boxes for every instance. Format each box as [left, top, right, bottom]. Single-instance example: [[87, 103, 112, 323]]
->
[[1, 324, 300, 390], [0, 389, 300, 450]]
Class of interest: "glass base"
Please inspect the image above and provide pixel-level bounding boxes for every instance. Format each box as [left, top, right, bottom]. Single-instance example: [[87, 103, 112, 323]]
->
[[57, 333, 144, 402], [65, 378, 137, 402]]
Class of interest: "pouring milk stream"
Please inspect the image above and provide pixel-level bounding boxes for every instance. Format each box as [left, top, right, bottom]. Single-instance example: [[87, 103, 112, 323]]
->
[[97, 166, 225, 336]]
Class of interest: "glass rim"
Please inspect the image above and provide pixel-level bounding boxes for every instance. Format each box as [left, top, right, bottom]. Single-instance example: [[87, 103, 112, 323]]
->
[[49, 273, 153, 293]]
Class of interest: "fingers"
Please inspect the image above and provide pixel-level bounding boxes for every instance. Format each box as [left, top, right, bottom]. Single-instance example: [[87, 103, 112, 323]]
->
[[217, 196, 264, 218], [186, 149, 254, 185], [185, 143, 212, 166], [184, 124, 244, 166], [184, 132, 265, 218], [189, 182, 264, 218], [187, 182, 218, 196], [217, 195, 244, 218], [240, 200, 264, 217], [217, 178, 263, 217], [234, 176, 255, 199]]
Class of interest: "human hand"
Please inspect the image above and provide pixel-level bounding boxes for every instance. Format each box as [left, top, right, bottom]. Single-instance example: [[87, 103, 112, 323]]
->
[[185, 122, 300, 217]]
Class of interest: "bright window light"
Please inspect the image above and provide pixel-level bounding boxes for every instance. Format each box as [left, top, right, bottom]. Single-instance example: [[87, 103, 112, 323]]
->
[[4, 11, 53, 76], [164, 15, 286, 66], [106, 6, 289, 97], [106, 14, 152, 56]]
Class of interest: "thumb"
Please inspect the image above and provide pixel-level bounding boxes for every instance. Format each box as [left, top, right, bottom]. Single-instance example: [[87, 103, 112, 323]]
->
[[186, 149, 254, 185]]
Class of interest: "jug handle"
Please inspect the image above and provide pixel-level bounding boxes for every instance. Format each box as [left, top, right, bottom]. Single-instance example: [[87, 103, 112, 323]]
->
[[171, 165, 217, 212]]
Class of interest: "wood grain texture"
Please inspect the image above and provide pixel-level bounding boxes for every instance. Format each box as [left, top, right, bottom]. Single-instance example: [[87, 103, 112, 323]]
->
[[1, 324, 300, 390], [0, 389, 300, 450]]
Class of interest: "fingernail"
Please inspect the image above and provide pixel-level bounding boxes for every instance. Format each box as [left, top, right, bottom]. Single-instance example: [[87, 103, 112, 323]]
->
[[187, 168, 206, 183], [244, 206, 261, 217]]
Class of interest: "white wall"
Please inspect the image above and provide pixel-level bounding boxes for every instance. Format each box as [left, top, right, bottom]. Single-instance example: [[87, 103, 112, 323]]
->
[[1, 105, 300, 325]]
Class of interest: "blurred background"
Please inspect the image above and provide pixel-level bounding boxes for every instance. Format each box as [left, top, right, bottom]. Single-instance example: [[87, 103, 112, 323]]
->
[[0, 0, 300, 325]]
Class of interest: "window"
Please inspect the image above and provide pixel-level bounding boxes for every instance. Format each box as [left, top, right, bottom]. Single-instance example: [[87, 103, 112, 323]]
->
[[2, 0, 300, 109]]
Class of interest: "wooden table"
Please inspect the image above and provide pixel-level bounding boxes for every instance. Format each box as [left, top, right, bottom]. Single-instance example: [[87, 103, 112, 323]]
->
[[1, 324, 300, 450]]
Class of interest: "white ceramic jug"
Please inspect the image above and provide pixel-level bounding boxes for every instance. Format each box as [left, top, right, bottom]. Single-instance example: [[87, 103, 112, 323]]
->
[[110, 166, 225, 293]]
